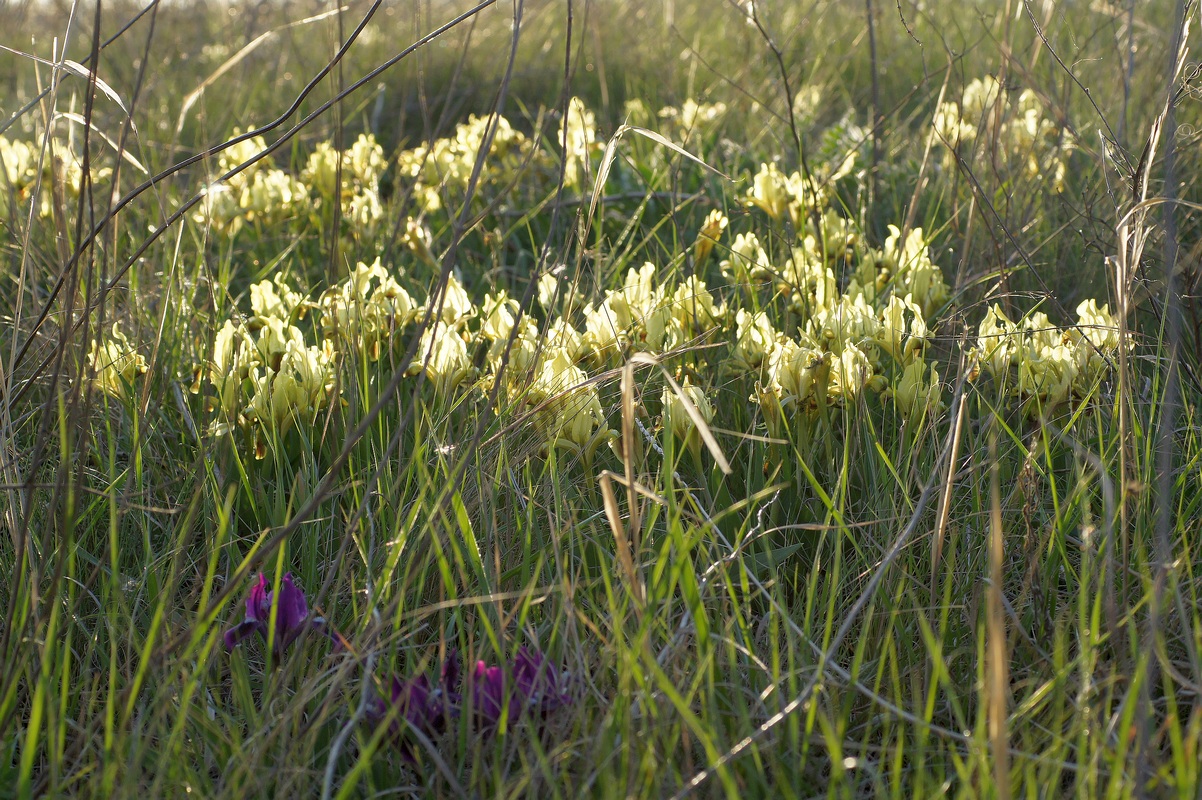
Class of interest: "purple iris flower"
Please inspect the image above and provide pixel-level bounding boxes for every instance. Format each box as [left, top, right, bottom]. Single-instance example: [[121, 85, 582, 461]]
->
[[368, 652, 461, 760], [367, 647, 572, 758], [367, 675, 445, 761], [224, 573, 323, 661], [464, 648, 572, 729], [512, 646, 572, 716]]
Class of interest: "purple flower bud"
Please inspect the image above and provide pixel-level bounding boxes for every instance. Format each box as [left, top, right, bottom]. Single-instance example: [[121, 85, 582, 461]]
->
[[469, 660, 515, 729], [441, 648, 461, 692]]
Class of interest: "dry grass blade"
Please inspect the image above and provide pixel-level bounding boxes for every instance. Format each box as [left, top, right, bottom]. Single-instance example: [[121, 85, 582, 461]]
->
[[0, 44, 135, 121], [53, 111, 147, 173], [631, 352, 731, 474], [988, 425, 1012, 800], [599, 469, 644, 607], [585, 123, 731, 245]]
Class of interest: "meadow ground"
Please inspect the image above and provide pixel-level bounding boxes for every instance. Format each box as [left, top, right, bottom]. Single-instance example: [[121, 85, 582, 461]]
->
[[1, 0, 1201, 797]]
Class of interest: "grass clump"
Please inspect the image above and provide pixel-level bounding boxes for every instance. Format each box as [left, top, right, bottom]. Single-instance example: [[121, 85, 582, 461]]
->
[[1, 1, 1201, 798]]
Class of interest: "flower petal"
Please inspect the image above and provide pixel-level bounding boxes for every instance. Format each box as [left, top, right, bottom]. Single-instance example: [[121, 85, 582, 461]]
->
[[247, 573, 270, 622], [275, 573, 310, 641], [224, 618, 263, 650], [470, 661, 514, 729]]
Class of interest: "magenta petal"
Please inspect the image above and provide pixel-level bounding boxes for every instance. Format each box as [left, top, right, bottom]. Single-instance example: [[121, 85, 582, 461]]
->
[[246, 573, 270, 621], [274, 573, 310, 646], [223, 618, 262, 650], [365, 670, 453, 763], [392, 674, 441, 732], [470, 661, 514, 729]]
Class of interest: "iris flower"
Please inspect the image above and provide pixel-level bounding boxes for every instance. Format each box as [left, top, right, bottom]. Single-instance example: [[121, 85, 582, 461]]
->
[[512, 647, 572, 716], [368, 652, 461, 760], [465, 647, 574, 728], [367, 673, 455, 761], [224, 573, 324, 661], [371, 647, 573, 755]]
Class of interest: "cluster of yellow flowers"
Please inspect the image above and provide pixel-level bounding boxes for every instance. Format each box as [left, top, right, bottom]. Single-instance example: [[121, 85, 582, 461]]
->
[[173, 89, 1118, 458], [303, 132, 389, 235], [195, 131, 389, 237], [190, 96, 605, 241], [202, 274, 336, 447], [0, 135, 111, 219], [656, 99, 727, 143], [970, 300, 1122, 412], [620, 97, 728, 144], [394, 98, 600, 215], [195, 132, 310, 234], [198, 255, 483, 450], [725, 161, 953, 426], [933, 76, 1071, 190], [396, 114, 534, 213]]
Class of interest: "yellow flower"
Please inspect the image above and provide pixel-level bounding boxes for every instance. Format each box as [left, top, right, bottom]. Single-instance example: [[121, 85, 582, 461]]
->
[[527, 348, 603, 447], [1073, 299, 1119, 349], [240, 169, 308, 225], [1071, 299, 1121, 383], [721, 232, 769, 285], [768, 338, 825, 413], [877, 294, 928, 366], [560, 97, 598, 188], [545, 318, 584, 361], [402, 218, 436, 265], [346, 133, 386, 186], [490, 320, 542, 377], [320, 258, 417, 358], [1021, 311, 1059, 352], [345, 188, 383, 235], [783, 169, 826, 228], [693, 209, 728, 265], [218, 130, 270, 176], [661, 378, 714, 455], [301, 141, 340, 199], [892, 360, 942, 422], [1017, 342, 1077, 410], [814, 294, 881, 358], [641, 304, 684, 353], [246, 340, 335, 432], [659, 99, 727, 140], [250, 275, 304, 326], [972, 304, 1017, 380], [828, 342, 875, 402], [732, 309, 778, 372], [409, 322, 475, 395], [208, 320, 260, 416], [87, 324, 147, 400], [781, 239, 838, 314], [609, 263, 660, 330], [746, 163, 790, 220], [255, 318, 305, 369], [0, 137, 37, 215], [670, 275, 722, 336], [582, 299, 624, 362], [480, 291, 520, 341], [429, 272, 475, 327]]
